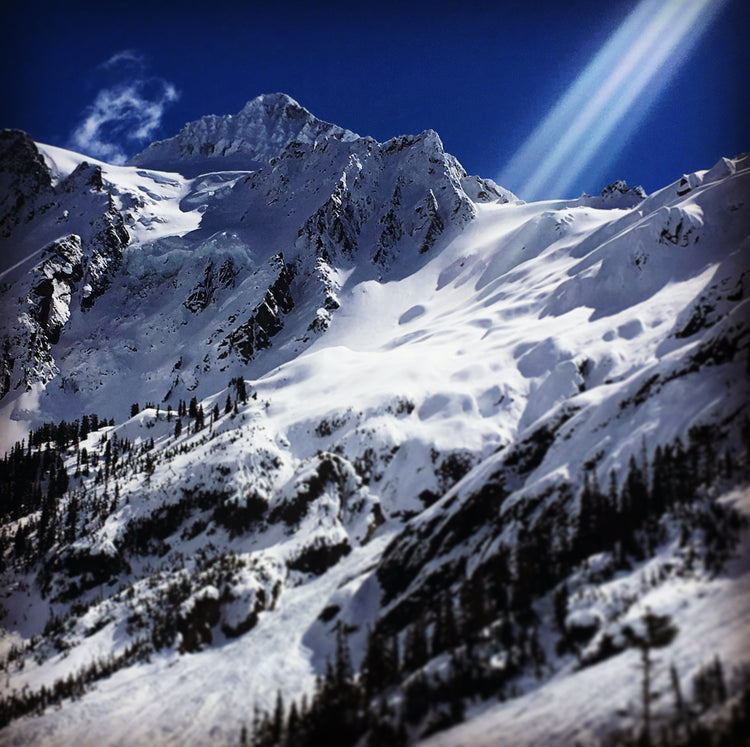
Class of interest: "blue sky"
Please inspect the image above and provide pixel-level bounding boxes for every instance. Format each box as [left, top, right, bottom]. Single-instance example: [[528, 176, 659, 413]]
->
[[2, 0, 747, 199]]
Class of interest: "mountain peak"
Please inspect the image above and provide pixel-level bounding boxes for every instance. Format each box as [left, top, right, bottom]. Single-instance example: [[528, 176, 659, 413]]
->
[[239, 92, 307, 117], [130, 92, 359, 177]]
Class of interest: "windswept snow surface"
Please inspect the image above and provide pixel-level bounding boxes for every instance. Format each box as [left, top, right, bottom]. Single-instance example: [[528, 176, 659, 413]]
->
[[0, 100, 749, 746]]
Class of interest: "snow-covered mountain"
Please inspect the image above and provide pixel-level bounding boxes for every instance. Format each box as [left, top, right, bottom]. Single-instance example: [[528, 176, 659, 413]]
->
[[131, 92, 361, 176], [0, 93, 749, 747]]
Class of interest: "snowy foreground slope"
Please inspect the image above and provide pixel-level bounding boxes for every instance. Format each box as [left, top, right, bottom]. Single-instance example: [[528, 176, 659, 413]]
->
[[0, 94, 749, 746]]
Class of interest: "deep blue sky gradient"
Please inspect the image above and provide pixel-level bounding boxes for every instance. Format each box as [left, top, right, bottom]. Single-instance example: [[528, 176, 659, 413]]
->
[[2, 0, 748, 198]]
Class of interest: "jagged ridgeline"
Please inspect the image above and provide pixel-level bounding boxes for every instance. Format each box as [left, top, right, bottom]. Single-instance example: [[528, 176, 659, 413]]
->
[[0, 94, 749, 746]]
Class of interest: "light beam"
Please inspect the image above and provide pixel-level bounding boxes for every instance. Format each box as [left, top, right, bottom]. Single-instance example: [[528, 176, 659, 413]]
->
[[498, 0, 728, 201]]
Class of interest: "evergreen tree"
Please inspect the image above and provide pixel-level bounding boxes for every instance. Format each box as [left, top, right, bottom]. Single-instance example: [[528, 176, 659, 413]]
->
[[623, 610, 679, 746], [285, 701, 299, 747], [651, 445, 667, 515], [233, 377, 248, 404], [403, 615, 429, 672], [334, 626, 353, 688], [403, 671, 430, 724], [361, 627, 386, 698], [692, 655, 727, 712], [251, 705, 262, 747], [145, 453, 155, 483], [65, 493, 78, 543], [626, 455, 648, 527], [552, 582, 568, 634], [669, 663, 692, 741], [55, 460, 69, 496], [576, 470, 596, 557], [459, 572, 493, 638], [272, 690, 284, 744], [442, 593, 460, 651]]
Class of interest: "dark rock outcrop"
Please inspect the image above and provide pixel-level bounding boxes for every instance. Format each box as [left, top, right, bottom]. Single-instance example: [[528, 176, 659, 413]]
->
[[0, 130, 55, 238], [218, 254, 296, 363]]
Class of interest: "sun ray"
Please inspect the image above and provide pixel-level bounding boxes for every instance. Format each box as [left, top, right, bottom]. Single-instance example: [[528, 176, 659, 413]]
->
[[498, 0, 728, 201]]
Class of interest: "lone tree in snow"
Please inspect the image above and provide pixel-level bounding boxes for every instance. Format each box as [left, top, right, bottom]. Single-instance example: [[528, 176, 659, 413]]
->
[[623, 609, 679, 746]]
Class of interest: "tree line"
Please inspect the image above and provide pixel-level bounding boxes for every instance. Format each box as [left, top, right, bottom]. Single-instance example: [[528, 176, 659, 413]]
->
[[244, 426, 749, 746]]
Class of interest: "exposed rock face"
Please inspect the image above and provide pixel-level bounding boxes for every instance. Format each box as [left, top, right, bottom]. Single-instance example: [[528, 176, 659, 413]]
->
[[302, 174, 361, 262], [218, 254, 296, 363], [0, 234, 83, 398], [0, 130, 54, 238], [373, 199, 403, 267], [80, 198, 129, 310], [600, 179, 646, 200], [0, 153, 130, 399], [415, 189, 444, 254], [31, 235, 84, 344], [287, 129, 478, 273], [184, 258, 238, 313], [576, 178, 648, 209]]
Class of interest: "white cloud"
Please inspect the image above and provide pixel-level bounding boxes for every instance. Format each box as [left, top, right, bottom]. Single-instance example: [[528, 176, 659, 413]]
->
[[101, 49, 146, 70], [68, 52, 179, 164]]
